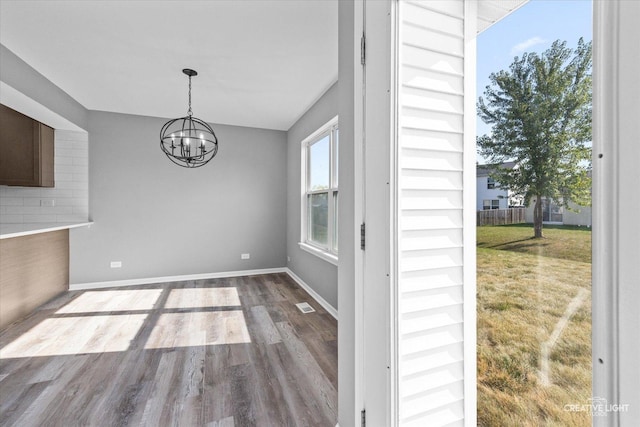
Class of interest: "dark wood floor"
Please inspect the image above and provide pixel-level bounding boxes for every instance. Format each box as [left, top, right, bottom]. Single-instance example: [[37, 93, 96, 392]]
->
[[0, 273, 337, 427]]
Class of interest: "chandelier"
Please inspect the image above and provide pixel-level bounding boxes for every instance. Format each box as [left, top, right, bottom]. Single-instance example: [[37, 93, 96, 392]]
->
[[160, 69, 218, 168]]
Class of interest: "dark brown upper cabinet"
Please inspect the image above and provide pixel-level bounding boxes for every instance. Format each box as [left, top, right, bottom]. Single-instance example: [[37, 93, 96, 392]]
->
[[0, 104, 54, 187]]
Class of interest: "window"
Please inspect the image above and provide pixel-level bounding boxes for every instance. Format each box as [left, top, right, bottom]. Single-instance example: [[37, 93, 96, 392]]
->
[[300, 116, 338, 264], [483, 199, 500, 210], [542, 198, 563, 223], [487, 177, 496, 189]]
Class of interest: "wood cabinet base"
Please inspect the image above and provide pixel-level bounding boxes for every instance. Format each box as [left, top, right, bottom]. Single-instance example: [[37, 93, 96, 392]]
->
[[0, 230, 69, 330]]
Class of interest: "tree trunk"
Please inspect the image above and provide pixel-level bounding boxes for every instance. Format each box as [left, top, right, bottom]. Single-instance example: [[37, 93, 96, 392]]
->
[[533, 196, 544, 238]]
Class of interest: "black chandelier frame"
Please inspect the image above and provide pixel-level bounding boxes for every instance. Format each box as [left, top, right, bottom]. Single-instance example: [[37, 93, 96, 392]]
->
[[160, 69, 219, 168]]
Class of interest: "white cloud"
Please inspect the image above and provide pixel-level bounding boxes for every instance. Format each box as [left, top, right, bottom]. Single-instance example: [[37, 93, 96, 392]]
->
[[510, 36, 547, 56]]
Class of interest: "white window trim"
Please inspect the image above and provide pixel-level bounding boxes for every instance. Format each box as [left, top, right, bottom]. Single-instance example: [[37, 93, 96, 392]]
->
[[463, 2, 479, 425], [298, 241, 338, 265], [592, 2, 640, 423], [300, 115, 339, 264]]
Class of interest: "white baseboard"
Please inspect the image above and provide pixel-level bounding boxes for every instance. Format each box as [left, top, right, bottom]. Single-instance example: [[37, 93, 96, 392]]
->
[[69, 267, 339, 320], [69, 267, 286, 291], [285, 268, 338, 319]]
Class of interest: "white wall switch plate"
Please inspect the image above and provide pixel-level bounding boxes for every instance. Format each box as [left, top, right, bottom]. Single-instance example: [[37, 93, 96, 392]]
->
[[241, 253, 250, 260], [110, 261, 122, 268], [41, 199, 55, 207]]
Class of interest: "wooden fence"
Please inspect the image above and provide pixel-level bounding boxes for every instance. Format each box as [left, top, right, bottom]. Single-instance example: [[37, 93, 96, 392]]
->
[[477, 208, 525, 226]]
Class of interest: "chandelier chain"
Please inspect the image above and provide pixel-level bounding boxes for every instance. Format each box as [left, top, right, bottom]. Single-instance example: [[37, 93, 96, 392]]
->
[[187, 75, 193, 116]]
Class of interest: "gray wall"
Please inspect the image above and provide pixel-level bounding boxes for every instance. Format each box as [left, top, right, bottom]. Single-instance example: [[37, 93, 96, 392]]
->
[[70, 111, 287, 284], [0, 44, 88, 130], [338, 0, 357, 425], [286, 82, 339, 309]]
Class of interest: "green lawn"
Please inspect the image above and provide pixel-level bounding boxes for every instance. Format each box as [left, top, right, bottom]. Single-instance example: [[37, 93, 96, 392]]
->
[[477, 225, 592, 427], [477, 223, 592, 263]]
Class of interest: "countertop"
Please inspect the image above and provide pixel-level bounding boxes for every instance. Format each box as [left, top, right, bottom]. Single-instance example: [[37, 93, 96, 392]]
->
[[0, 222, 93, 239]]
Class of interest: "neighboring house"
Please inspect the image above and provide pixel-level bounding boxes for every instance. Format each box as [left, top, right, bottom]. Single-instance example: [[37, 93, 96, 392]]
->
[[476, 162, 522, 211], [477, 163, 592, 226], [524, 198, 592, 227]]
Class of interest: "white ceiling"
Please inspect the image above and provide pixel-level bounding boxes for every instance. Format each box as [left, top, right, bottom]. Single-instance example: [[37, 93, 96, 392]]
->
[[0, 1, 524, 131], [0, 0, 338, 131]]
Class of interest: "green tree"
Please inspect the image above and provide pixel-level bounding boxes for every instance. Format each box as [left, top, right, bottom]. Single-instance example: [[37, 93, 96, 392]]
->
[[477, 39, 592, 238]]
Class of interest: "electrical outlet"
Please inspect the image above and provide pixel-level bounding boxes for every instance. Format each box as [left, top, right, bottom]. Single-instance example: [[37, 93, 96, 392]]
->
[[110, 261, 122, 268], [241, 253, 250, 260], [41, 199, 55, 207], [287, 256, 291, 262]]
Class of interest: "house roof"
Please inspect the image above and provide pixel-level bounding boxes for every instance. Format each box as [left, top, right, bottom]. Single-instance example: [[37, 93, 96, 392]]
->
[[477, 161, 518, 177]]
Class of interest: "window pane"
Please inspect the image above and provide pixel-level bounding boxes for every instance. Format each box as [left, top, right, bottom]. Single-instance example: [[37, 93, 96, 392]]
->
[[308, 193, 328, 246], [309, 135, 330, 190], [333, 191, 338, 252], [334, 129, 339, 187]]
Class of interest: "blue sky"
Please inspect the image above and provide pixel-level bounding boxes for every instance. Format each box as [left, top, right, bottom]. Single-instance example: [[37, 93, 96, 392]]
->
[[476, 0, 593, 160]]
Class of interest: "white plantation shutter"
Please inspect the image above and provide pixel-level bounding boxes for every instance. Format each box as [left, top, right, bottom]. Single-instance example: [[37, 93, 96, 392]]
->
[[396, 1, 475, 425]]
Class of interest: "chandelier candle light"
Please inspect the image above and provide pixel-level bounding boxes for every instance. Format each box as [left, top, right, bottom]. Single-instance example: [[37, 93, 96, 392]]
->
[[160, 69, 219, 168]]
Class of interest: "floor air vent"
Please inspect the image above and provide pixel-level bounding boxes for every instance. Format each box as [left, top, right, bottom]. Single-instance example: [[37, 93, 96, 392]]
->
[[295, 302, 316, 314]]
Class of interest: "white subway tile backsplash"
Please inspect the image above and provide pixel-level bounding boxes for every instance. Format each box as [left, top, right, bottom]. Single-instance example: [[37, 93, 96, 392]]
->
[[23, 198, 42, 207], [0, 130, 89, 226], [6, 205, 72, 215], [56, 214, 87, 222], [72, 173, 88, 183], [3, 206, 43, 215], [46, 189, 74, 198], [56, 131, 87, 142], [56, 165, 87, 174], [55, 173, 74, 182], [55, 180, 88, 190], [56, 148, 77, 158], [0, 188, 42, 198], [55, 198, 87, 207], [73, 157, 88, 166], [23, 214, 57, 223], [0, 214, 23, 223], [0, 198, 24, 206], [55, 156, 74, 165], [44, 207, 73, 215], [55, 140, 75, 150]]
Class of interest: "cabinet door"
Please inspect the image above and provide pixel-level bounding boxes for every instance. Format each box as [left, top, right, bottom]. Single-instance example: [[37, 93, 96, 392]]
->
[[0, 104, 54, 187], [38, 122, 55, 188]]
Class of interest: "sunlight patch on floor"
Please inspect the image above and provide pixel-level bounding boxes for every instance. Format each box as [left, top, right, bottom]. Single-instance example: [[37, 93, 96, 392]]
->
[[55, 289, 163, 314], [0, 314, 147, 357], [164, 287, 241, 309], [144, 310, 251, 348]]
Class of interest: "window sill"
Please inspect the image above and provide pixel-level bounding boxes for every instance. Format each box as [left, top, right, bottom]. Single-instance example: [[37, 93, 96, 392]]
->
[[298, 242, 338, 266]]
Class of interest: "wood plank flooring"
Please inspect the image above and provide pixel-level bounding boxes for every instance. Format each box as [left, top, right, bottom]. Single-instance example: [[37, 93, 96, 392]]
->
[[0, 273, 337, 427]]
